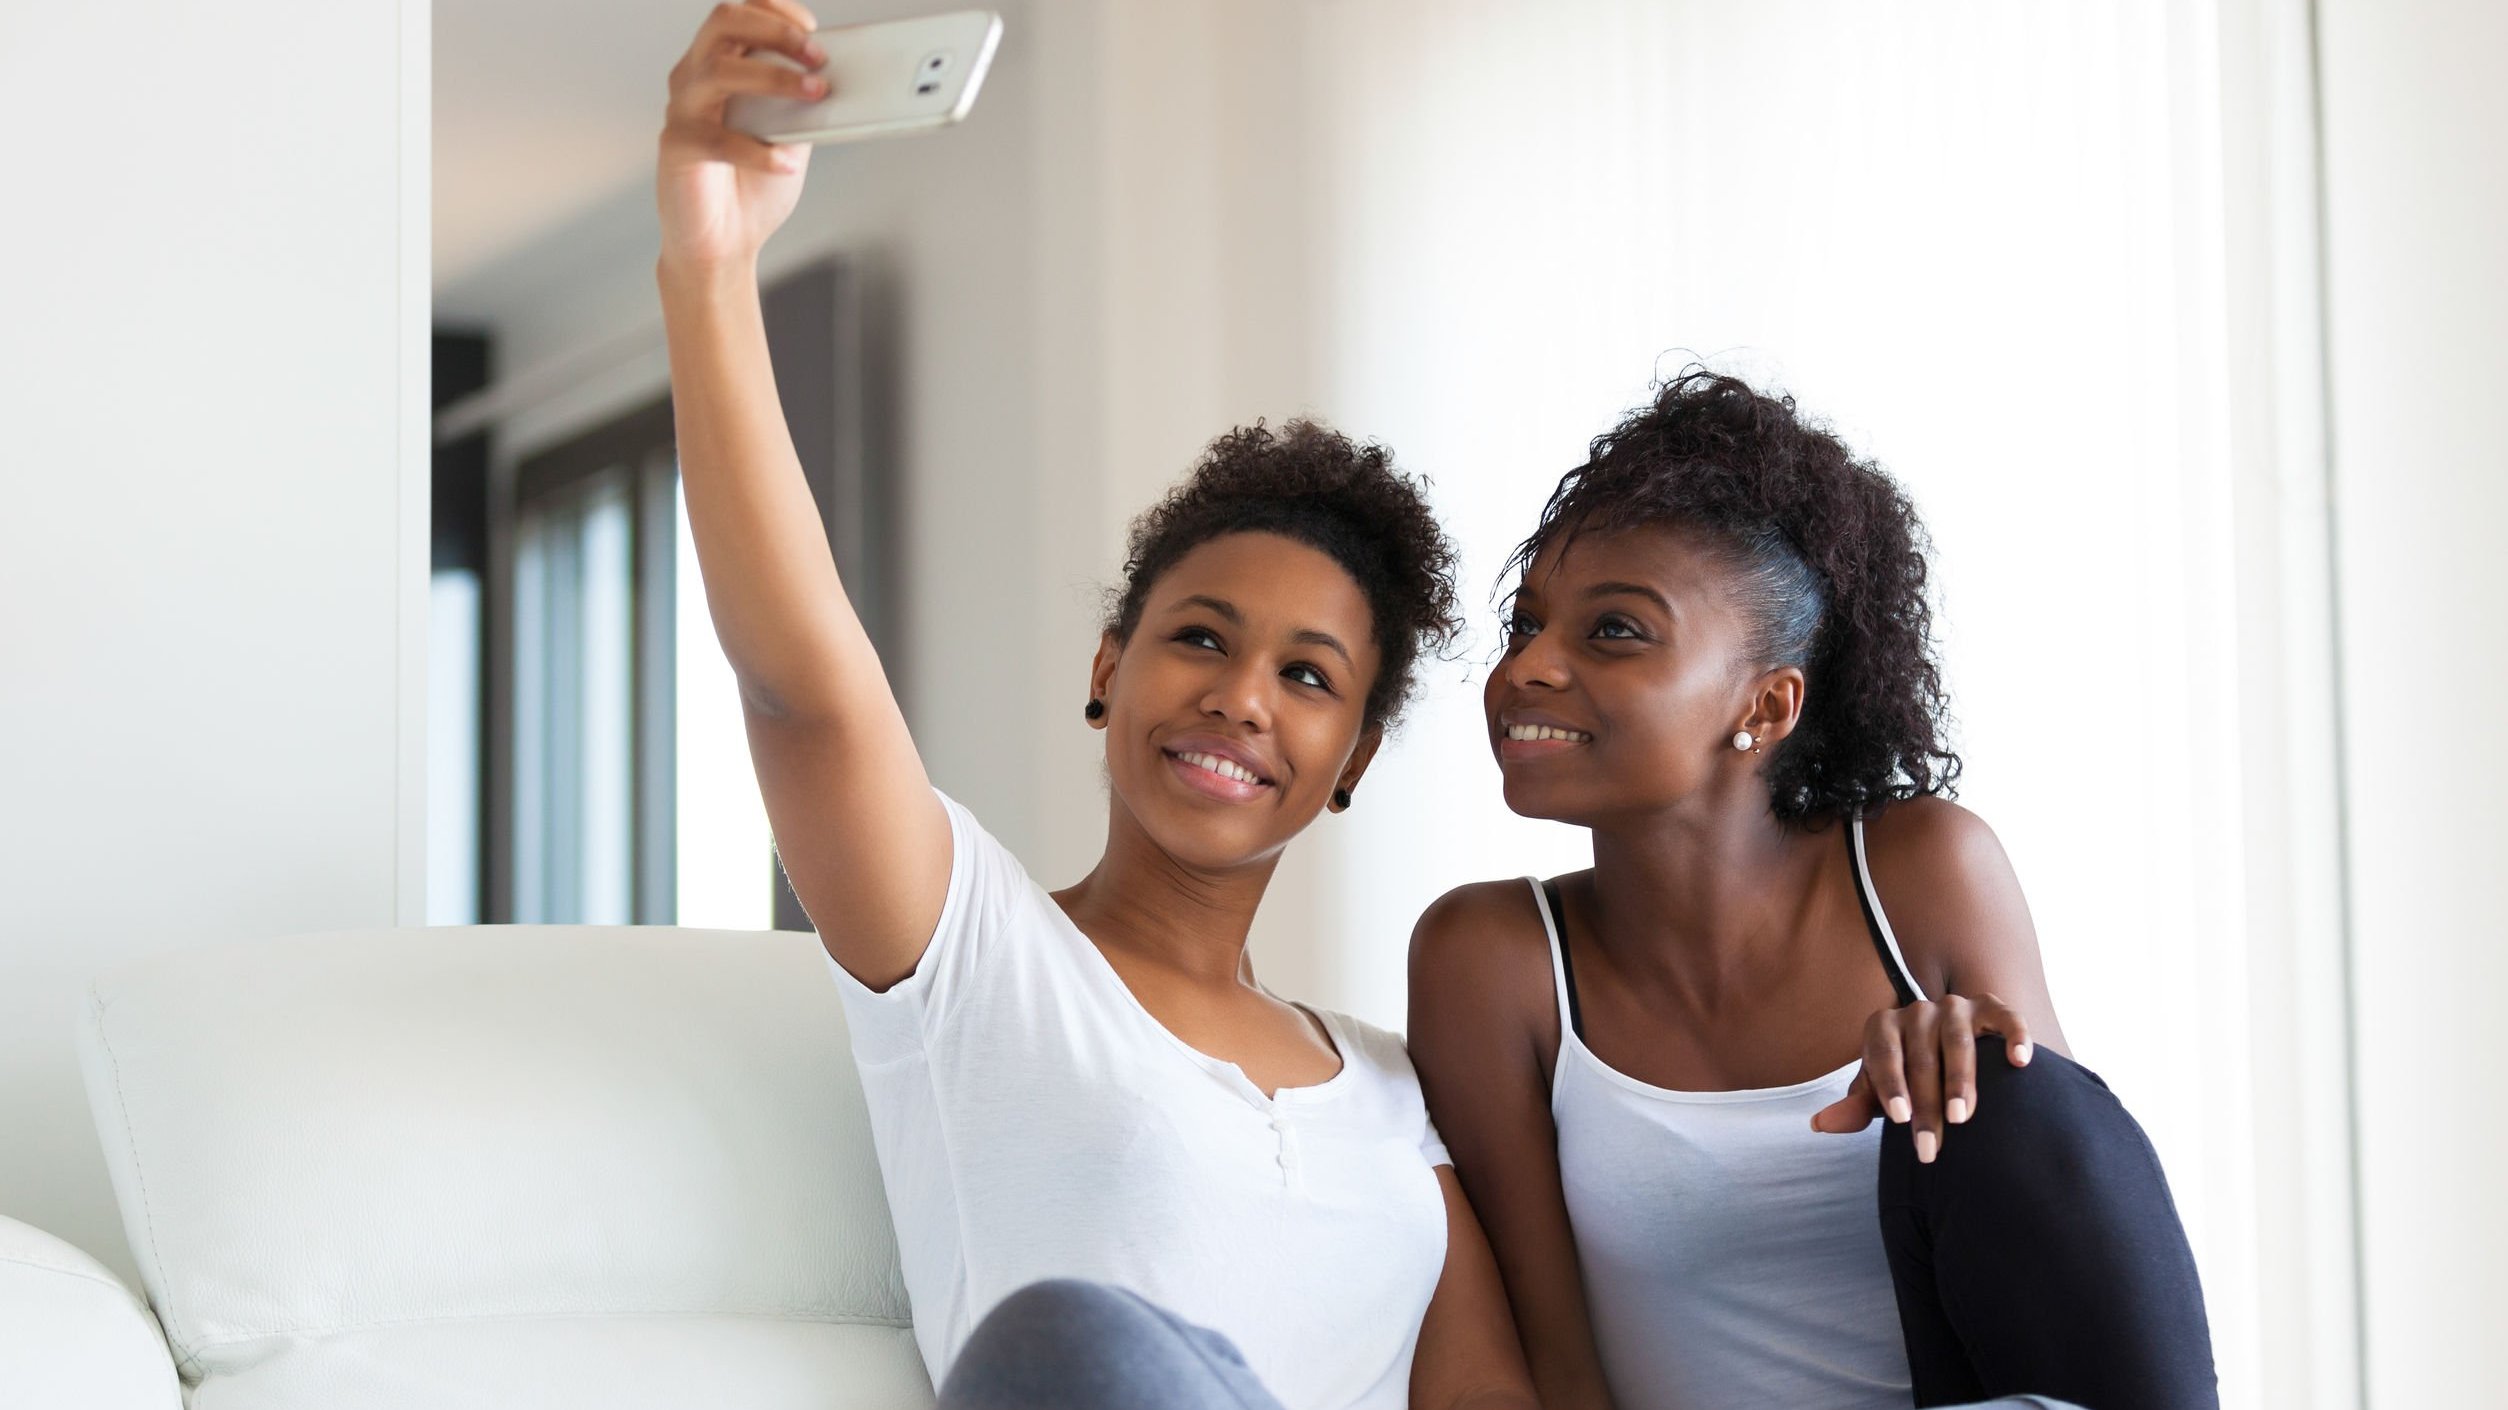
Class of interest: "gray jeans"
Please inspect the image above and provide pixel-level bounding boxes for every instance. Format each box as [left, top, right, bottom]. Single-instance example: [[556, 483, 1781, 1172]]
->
[[936, 1278, 2085, 1410]]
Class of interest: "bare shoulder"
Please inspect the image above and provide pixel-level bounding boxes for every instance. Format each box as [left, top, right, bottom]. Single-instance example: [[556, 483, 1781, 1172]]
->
[[1855, 797, 2045, 999], [1412, 877, 1551, 954], [1857, 794, 2011, 878], [1409, 876, 1566, 1057]]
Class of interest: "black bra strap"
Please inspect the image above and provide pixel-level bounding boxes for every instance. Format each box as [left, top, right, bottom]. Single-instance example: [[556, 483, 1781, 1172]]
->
[[1542, 877, 1586, 1040]]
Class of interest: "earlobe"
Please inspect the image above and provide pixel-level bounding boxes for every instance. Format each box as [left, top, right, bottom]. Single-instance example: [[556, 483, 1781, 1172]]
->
[[1087, 632, 1122, 729], [1326, 726, 1380, 813]]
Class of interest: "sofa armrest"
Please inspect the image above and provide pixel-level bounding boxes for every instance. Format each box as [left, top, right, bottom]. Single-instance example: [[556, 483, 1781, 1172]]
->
[[0, 1216, 181, 1410]]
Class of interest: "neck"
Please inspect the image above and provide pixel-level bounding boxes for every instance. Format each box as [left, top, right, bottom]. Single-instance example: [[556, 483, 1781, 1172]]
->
[[1583, 778, 1824, 1006], [1053, 799, 1280, 990]]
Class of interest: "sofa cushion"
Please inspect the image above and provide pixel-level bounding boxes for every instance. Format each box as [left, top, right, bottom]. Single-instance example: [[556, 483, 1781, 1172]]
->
[[79, 926, 927, 1406], [0, 1213, 183, 1409]]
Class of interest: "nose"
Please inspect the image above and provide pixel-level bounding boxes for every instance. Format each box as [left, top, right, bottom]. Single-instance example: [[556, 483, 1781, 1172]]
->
[[1503, 623, 1571, 692], [1200, 655, 1275, 732]]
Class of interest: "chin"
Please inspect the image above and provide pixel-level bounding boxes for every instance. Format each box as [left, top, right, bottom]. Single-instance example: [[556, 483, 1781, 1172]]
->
[[1127, 783, 1298, 870], [1497, 772, 1578, 823], [1503, 755, 1646, 825]]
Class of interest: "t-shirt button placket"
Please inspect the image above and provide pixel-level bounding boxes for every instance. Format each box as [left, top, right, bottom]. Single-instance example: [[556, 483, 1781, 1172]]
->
[[1272, 1108, 1303, 1192]]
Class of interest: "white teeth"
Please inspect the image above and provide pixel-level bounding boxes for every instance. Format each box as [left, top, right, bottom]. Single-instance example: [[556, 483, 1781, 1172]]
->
[[1179, 751, 1263, 785], [1505, 724, 1592, 743]]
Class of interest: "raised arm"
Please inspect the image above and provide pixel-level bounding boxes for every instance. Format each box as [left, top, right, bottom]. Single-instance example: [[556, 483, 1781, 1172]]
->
[[1410, 882, 1617, 1410], [657, 0, 947, 987]]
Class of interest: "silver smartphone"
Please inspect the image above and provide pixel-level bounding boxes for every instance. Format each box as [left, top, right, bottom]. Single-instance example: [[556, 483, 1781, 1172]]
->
[[727, 9, 1003, 145]]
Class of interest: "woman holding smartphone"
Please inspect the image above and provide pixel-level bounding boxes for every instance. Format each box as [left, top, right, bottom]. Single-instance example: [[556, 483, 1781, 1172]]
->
[[662, 5, 2150, 1406], [657, 5, 1537, 1407], [1410, 370, 2219, 1410]]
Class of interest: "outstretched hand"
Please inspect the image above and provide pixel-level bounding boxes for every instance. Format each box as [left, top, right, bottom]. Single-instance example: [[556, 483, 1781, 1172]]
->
[[658, 0, 828, 272], [1809, 993, 2035, 1163]]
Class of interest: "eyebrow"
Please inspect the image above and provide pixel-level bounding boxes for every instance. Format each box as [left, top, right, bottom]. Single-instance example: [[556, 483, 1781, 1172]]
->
[[1584, 580, 1675, 614], [1290, 628, 1355, 668], [1170, 594, 1355, 668], [1173, 594, 1243, 625]]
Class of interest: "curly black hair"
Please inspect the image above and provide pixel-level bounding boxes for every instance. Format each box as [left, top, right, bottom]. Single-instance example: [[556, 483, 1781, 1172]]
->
[[1502, 368, 1959, 821], [1109, 420, 1463, 732]]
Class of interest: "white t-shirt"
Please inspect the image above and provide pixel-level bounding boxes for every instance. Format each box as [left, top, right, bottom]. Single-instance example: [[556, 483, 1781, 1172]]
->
[[828, 790, 1454, 1410]]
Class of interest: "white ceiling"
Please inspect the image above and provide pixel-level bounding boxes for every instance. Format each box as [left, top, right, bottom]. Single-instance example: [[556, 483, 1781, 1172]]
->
[[433, 0, 700, 293]]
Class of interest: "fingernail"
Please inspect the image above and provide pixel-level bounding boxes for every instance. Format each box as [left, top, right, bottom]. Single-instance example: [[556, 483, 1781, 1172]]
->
[[1916, 1130, 1938, 1164], [2012, 1042, 2033, 1065], [1946, 1097, 1969, 1125], [1886, 1097, 1912, 1125], [803, 76, 828, 96], [804, 43, 827, 64]]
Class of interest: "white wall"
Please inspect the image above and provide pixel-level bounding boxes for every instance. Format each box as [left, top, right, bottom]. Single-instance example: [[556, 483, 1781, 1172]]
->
[[0, 1, 430, 1282], [2317, 0, 2508, 1400]]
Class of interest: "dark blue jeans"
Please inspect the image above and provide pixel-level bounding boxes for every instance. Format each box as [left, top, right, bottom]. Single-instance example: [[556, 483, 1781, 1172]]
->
[[1878, 1037, 2220, 1409]]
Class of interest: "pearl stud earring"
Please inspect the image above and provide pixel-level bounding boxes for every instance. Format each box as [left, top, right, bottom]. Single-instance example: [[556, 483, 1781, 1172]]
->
[[1732, 730, 1755, 752]]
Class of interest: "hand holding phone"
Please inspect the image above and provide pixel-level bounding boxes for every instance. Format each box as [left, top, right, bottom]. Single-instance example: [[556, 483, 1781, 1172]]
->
[[657, 5, 1003, 274], [728, 10, 1003, 146], [656, 0, 830, 274]]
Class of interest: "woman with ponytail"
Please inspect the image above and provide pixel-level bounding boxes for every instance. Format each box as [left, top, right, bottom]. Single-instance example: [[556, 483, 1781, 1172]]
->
[[1409, 371, 2219, 1410]]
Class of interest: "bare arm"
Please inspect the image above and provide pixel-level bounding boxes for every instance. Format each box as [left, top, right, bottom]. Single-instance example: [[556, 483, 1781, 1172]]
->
[[657, 0, 946, 986], [1411, 883, 1616, 1410], [1813, 797, 2072, 1152], [1868, 798, 2068, 1047], [1409, 1167, 1540, 1410]]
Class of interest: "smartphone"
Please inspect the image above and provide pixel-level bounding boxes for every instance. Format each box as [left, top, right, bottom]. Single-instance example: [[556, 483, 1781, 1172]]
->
[[727, 9, 1003, 145]]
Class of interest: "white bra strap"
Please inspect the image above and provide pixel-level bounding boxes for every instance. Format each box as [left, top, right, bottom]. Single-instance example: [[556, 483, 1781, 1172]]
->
[[1523, 876, 1575, 1039], [1849, 813, 1930, 1004]]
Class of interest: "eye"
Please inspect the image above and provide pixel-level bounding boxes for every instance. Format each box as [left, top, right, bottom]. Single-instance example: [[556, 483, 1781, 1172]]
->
[[1592, 614, 1644, 641], [1504, 610, 1540, 641], [1284, 662, 1332, 691], [1174, 625, 1222, 651]]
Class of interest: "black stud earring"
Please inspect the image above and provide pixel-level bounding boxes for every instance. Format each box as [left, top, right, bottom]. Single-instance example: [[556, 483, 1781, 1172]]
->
[[1332, 787, 1353, 811], [1084, 699, 1106, 721]]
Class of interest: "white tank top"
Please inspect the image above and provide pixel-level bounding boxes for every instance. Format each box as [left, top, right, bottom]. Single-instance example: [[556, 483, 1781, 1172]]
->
[[1532, 814, 1927, 1410]]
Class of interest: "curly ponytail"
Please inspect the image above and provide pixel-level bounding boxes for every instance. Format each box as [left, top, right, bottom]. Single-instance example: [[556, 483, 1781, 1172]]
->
[[1502, 368, 1959, 821]]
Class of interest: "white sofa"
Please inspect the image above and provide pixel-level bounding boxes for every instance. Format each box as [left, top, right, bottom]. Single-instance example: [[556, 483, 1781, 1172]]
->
[[0, 927, 935, 1409]]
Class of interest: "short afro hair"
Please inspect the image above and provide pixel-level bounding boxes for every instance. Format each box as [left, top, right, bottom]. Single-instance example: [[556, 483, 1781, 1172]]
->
[[1109, 419, 1463, 731], [1504, 368, 1960, 821]]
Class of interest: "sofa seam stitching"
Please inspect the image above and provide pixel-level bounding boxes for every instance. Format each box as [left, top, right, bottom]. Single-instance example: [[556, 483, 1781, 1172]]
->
[[90, 984, 194, 1376], [0, 1249, 152, 1304]]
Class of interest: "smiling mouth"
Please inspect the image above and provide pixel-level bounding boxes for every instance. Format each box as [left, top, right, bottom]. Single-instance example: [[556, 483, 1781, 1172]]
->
[[1167, 749, 1273, 788], [1503, 724, 1592, 743], [1153, 747, 1274, 802]]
